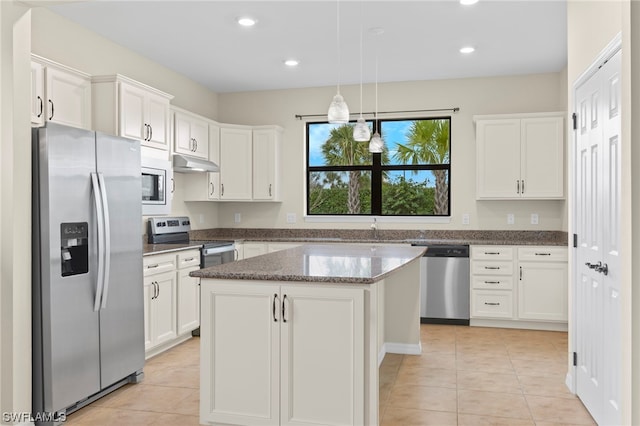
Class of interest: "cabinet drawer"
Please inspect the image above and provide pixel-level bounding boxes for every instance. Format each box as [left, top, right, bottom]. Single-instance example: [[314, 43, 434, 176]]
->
[[143, 253, 176, 276], [472, 275, 513, 290], [178, 250, 201, 269], [518, 247, 568, 262], [472, 260, 513, 276], [471, 246, 513, 260], [471, 290, 513, 318]]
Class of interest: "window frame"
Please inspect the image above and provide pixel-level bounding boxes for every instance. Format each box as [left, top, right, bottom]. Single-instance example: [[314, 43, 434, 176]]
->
[[305, 116, 452, 217]]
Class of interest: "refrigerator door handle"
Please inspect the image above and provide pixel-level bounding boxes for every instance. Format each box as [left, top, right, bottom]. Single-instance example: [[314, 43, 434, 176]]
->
[[91, 172, 106, 312], [97, 172, 112, 309]]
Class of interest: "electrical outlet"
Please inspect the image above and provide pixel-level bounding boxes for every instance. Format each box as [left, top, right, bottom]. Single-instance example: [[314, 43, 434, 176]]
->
[[507, 213, 515, 225], [462, 213, 470, 225], [531, 213, 539, 225], [286, 213, 297, 224], [234, 213, 241, 223]]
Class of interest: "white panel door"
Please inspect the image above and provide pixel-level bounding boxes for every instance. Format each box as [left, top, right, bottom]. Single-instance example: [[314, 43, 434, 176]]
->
[[119, 83, 146, 141], [521, 117, 564, 198], [476, 119, 521, 199], [574, 48, 621, 426], [153, 271, 178, 346], [145, 92, 170, 149], [253, 129, 277, 200], [45, 66, 91, 129], [177, 267, 200, 335], [220, 127, 253, 200], [200, 282, 280, 426], [518, 262, 568, 321], [280, 286, 364, 426]]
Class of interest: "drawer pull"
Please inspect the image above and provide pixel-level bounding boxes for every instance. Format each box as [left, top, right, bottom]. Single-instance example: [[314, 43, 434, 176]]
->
[[484, 252, 501, 255], [484, 302, 500, 306], [535, 252, 551, 256], [147, 264, 159, 269], [184, 257, 195, 262], [484, 281, 501, 284], [484, 266, 500, 270]]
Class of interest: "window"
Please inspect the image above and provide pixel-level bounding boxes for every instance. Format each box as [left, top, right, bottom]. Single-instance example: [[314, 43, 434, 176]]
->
[[307, 117, 451, 217]]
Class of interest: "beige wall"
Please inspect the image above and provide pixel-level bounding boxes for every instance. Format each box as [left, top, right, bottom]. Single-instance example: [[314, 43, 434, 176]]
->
[[217, 73, 567, 231], [566, 1, 635, 424]]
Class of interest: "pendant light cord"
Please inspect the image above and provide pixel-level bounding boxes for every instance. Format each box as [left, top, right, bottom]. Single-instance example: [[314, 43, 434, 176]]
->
[[359, 0, 363, 118], [374, 31, 379, 131], [336, 0, 341, 95]]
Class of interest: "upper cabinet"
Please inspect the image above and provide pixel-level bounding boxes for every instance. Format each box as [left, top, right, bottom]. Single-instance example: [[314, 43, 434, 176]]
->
[[173, 108, 209, 159], [31, 55, 92, 130], [219, 126, 253, 201], [92, 75, 173, 151], [475, 113, 564, 200], [252, 126, 282, 201]]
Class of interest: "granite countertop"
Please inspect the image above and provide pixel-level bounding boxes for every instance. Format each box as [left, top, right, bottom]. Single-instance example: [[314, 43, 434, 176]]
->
[[143, 242, 202, 256], [191, 244, 426, 284]]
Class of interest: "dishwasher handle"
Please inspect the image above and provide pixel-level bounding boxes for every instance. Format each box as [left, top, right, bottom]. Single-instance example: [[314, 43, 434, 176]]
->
[[412, 244, 469, 257]]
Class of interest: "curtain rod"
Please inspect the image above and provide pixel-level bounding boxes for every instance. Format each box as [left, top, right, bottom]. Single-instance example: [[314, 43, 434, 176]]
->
[[295, 107, 459, 120]]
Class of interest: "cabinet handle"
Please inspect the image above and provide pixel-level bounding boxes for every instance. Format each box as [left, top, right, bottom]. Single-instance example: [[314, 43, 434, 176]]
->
[[48, 99, 54, 120], [156, 281, 160, 298], [269, 184, 272, 197], [149, 124, 153, 141], [234, 249, 239, 261], [484, 266, 500, 270], [535, 252, 551, 256], [282, 294, 288, 323], [484, 252, 500, 255], [147, 264, 159, 269], [184, 257, 195, 262], [516, 180, 520, 194], [522, 180, 525, 194], [143, 124, 148, 141], [484, 302, 500, 306], [209, 182, 214, 196], [273, 294, 279, 322], [520, 266, 523, 280], [221, 184, 224, 197], [171, 178, 175, 194], [484, 281, 501, 284], [194, 138, 198, 152], [37, 96, 43, 118]]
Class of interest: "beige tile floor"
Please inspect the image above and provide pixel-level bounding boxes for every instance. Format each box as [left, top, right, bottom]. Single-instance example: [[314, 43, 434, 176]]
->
[[66, 324, 595, 425]]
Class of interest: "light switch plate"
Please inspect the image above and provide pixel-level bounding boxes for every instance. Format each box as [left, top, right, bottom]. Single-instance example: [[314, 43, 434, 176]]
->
[[462, 213, 470, 225], [286, 213, 297, 224], [531, 213, 539, 225], [234, 213, 241, 223], [507, 213, 515, 225]]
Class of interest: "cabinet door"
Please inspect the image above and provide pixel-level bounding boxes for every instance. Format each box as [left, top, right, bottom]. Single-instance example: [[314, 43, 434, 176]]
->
[[177, 267, 200, 335], [174, 112, 193, 155], [520, 117, 564, 199], [518, 262, 568, 321], [220, 127, 253, 200], [31, 61, 45, 125], [45, 66, 91, 129], [143, 277, 155, 351], [476, 119, 521, 199], [190, 119, 209, 159], [153, 271, 178, 346], [280, 285, 365, 426], [119, 83, 146, 141], [145, 92, 170, 149], [252, 129, 278, 200], [200, 282, 280, 426]]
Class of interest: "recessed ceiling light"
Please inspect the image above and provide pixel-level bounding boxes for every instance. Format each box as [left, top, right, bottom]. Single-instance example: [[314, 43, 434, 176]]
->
[[460, 46, 475, 54], [284, 59, 299, 67], [460, 0, 479, 5], [237, 17, 257, 27]]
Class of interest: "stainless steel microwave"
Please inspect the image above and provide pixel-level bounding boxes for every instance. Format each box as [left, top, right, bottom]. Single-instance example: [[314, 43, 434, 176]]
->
[[141, 157, 172, 215]]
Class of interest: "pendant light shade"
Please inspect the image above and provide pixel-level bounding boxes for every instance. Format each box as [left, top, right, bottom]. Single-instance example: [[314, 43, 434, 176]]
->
[[328, 93, 350, 124], [328, 0, 349, 124], [369, 131, 383, 153], [353, 117, 371, 141]]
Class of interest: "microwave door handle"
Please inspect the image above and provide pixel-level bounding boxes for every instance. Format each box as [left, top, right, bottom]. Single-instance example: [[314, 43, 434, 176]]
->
[[98, 173, 111, 309], [91, 173, 106, 312]]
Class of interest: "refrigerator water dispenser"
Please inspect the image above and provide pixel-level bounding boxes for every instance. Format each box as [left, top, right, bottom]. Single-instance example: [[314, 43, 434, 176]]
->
[[60, 222, 88, 276]]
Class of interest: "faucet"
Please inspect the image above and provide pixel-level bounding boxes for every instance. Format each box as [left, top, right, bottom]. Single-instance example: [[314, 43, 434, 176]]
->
[[370, 217, 379, 240]]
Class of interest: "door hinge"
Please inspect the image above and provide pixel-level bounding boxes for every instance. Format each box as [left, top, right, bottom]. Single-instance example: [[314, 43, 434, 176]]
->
[[573, 233, 578, 248], [573, 351, 578, 366], [572, 113, 577, 130]]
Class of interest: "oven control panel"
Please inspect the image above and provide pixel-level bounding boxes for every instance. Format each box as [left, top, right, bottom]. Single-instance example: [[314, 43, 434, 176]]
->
[[148, 216, 191, 235]]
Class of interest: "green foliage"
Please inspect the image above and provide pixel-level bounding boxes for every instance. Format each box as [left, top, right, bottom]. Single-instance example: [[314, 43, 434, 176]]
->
[[382, 176, 435, 215]]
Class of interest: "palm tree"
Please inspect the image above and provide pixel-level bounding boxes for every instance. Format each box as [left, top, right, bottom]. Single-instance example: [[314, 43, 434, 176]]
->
[[394, 120, 450, 214], [321, 125, 371, 214]]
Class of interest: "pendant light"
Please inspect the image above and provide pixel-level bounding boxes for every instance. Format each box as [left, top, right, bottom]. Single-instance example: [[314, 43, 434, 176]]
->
[[369, 28, 384, 153], [353, 0, 371, 141], [327, 0, 350, 124]]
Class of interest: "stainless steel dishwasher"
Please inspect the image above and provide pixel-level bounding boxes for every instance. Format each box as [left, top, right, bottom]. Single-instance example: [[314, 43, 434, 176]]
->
[[412, 244, 470, 325]]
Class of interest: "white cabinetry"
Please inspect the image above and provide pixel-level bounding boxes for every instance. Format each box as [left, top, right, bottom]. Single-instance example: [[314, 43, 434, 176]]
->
[[31, 55, 92, 129], [517, 247, 568, 321], [92, 75, 173, 151], [475, 113, 564, 199], [176, 249, 201, 335], [253, 126, 282, 201], [173, 108, 209, 159], [470, 246, 515, 319], [200, 281, 365, 426], [143, 253, 177, 352], [220, 126, 253, 200], [182, 122, 221, 201]]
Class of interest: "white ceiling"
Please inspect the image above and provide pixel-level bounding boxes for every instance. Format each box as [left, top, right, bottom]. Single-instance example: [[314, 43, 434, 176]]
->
[[46, 0, 567, 94]]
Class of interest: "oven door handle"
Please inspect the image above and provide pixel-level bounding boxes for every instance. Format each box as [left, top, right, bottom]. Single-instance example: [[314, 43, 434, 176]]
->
[[202, 244, 236, 256]]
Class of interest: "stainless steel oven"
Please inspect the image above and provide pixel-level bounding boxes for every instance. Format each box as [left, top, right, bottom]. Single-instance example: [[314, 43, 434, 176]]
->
[[141, 157, 172, 215], [200, 242, 236, 268]]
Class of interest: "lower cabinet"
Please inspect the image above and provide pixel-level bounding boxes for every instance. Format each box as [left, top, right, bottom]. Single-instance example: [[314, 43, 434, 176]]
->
[[177, 250, 202, 335], [517, 247, 568, 321], [200, 281, 365, 426], [143, 270, 177, 351]]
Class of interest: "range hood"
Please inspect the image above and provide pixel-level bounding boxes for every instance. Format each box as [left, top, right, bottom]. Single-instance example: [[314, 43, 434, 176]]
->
[[172, 154, 219, 173]]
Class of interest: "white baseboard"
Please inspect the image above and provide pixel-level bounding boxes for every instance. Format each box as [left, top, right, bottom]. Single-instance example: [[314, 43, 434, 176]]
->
[[565, 370, 576, 393], [470, 318, 568, 332], [378, 342, 423, 367]]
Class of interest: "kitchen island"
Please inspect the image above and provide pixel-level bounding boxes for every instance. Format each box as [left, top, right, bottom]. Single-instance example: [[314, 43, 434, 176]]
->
[[192, 244, 425, 426]]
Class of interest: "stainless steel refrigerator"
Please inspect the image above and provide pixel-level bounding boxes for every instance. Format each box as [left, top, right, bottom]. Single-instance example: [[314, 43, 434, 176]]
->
[[32, 122, 144, 424]]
